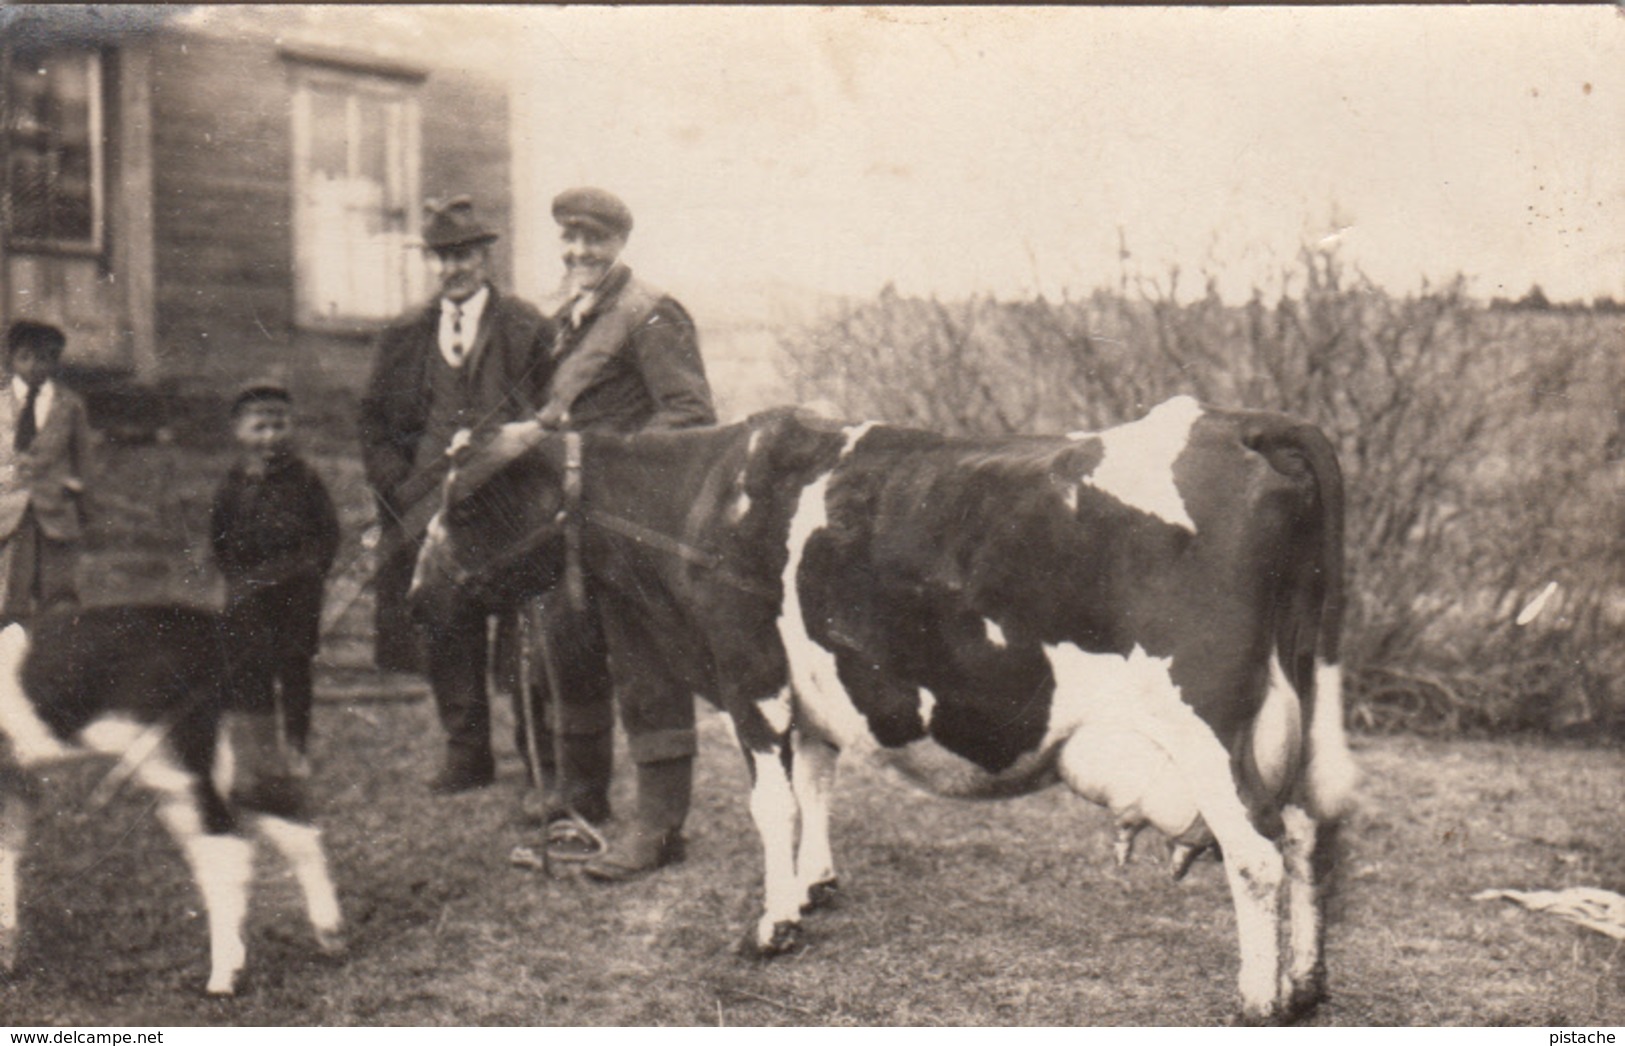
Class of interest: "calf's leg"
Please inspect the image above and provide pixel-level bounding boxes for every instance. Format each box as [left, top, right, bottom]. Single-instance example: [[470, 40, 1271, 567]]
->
[[254, 814, 346, 955], [0, 793, 26, 975], [790, 727, 840, 910]]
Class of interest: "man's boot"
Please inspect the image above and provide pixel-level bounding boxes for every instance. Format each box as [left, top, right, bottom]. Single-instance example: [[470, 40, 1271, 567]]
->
[[517, 729, 613, 826], [430, 743, 495, 795], [582, 756, 691, 883]]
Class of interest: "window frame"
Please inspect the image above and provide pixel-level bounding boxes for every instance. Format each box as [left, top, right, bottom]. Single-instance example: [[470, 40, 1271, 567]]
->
[[2, 45, 108, 258]]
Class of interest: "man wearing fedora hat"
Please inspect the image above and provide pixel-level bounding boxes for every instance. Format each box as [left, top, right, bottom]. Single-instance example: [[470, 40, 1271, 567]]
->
[[358, 196, 553, 793], [521, 186, 716, 882]]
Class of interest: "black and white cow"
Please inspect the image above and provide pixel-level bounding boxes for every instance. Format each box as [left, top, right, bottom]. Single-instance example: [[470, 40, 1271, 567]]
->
[[412, 396, 1357, 1023], [0, 605, 345, 995]]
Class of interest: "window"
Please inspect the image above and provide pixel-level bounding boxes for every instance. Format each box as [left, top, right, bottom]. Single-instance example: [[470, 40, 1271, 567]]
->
[[3, 47, 105, 253]]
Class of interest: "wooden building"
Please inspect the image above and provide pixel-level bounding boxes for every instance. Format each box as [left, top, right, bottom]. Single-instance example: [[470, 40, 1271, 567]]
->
[[0, 6, 515, 380]]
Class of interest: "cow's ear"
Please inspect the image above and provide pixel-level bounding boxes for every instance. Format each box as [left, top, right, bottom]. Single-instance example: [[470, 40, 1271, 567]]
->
[[754, 408, 843, 482]]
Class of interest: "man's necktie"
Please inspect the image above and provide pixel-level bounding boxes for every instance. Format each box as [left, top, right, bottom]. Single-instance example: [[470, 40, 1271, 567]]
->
[[15, 383, 40, 452], [449, 304, 465, 362]]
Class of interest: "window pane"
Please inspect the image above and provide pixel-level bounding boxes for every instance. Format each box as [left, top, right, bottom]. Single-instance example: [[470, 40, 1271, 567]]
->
[[5, 48, 99, 248], [307, 85, 349, 178]]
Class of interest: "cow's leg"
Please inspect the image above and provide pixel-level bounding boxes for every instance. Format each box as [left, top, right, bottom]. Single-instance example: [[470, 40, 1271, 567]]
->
[[1279, 804, 1324, 1015], [155, 791, 253, 995], [1121, 654, 1288, 1023], [738, 692, 804, 955], [0, 792, 26, 975], [790, 726, 840, 910], [1158, 727, 1285, 1023], [252, 814, 346, 955]]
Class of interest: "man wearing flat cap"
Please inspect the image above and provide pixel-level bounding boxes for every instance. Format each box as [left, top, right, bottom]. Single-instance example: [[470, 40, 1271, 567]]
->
[[358, 197, 552, 793], [525, 186, 716, 881]]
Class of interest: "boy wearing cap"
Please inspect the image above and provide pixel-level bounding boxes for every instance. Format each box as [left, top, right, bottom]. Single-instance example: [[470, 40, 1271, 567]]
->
[[210, 382, 340, 767], [524, 187, 716, 882], [358, 196, 552, 793], [0, 320, 93, 624]]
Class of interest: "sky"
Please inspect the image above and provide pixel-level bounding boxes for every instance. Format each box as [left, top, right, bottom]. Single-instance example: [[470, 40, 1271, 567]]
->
[[493, 5, 1624, 315]]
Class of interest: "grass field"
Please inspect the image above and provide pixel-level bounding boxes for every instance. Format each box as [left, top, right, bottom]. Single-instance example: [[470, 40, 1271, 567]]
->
[[2, 698, 1620, 1026]]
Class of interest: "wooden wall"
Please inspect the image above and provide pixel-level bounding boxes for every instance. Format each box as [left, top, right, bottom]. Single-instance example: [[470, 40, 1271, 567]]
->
[[146, 26, 513, 378]]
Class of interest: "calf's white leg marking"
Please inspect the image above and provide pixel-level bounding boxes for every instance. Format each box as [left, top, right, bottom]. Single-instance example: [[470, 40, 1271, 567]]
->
[[154, 790, 252, 995], [1071, 395, 1201, 532], [0, 795, 26, 972], [747, 746, 802, 949], [255, 815, 345, 952], [790, 728, 840, 901]]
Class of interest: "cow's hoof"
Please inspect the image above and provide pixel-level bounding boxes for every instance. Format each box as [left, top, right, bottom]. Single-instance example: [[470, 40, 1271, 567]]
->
[[740, 920, 803, 958], [204, 971, 242, 997], [314, 926, 349, 957], [802, 878, 840, 913], [1227, 1002, 1288, 1027], [1284, 977, 1326, 1021]]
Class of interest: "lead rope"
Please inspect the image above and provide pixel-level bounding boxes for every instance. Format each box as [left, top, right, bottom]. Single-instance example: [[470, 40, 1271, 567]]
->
[[511, 432, 603, 873]]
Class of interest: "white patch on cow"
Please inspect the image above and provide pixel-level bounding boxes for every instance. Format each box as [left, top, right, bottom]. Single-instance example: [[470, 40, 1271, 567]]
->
[[1045, 641, 1285, 1019], [81, 717, 193, 796], [1076, 395, 1201, 532], [1249, 659, 1304, 805], [983, 618, 1008, 649], [756, 690, 793, 735], [0, 626, 72, 766], [775, 422, 883, 750], [254, 815, 344, 949], [747, 747, 802, 947], [1306, 660, 1358, 820], [790, 730, 840, 900], [1049, 644, 1204, 841], [917, 688, 937, 730], [212, 734, 237, 803]]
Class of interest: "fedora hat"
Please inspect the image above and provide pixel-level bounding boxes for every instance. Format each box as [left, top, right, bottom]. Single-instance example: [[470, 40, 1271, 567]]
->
[[422, 195, 499, 251]]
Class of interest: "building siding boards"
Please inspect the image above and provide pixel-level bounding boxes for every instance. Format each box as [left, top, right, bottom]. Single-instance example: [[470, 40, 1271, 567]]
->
[[4, 11, 515, 378], [421, 70, 513, 284], [149, 30, 295, 364]]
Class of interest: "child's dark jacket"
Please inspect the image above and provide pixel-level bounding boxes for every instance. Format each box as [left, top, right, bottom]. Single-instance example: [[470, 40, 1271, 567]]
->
[[210, 454, 339, 667]]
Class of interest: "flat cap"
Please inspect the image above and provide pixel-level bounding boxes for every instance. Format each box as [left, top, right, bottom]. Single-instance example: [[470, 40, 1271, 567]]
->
[[423, 195, 499, 251], [6, 319, 66, 360], [552, 187, 633, 239], [230, 378, 293, 416]]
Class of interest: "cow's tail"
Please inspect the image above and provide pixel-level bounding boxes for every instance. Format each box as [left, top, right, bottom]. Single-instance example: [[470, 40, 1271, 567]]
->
[[1247, 417, 1358, 822]]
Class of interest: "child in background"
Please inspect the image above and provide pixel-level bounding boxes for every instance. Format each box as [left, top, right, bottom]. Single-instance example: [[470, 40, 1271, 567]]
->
[[0, 320, 93, 625], [210, 380, 340, 772]]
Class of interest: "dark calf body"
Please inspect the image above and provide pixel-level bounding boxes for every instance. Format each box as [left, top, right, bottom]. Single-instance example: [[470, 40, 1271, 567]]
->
[[0, 604, 344, 995]]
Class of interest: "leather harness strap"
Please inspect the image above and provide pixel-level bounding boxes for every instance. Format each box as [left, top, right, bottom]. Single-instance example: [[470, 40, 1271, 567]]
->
[[555, 430, 780, 605]]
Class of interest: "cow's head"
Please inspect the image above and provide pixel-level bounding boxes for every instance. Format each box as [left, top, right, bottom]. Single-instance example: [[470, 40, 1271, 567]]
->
[[409, 421, 570, 625]]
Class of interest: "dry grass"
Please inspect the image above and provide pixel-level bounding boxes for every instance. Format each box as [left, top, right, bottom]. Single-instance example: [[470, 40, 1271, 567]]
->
[[2, 701, 1620, 1026]]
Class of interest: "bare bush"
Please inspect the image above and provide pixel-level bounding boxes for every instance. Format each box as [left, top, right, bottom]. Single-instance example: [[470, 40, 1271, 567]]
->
[[779, 252, 1625, 738]]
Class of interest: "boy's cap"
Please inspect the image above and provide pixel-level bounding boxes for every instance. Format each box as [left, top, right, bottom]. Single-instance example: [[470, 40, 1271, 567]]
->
[[230, 379, 293, 416], [6, 320, 66, 361]]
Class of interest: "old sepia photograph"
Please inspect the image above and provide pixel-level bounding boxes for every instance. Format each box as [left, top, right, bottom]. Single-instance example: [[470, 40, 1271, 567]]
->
[[0, 2, 1620, 1029]]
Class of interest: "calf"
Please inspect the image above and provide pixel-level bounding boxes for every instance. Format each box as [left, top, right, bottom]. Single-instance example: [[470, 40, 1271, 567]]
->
[[0, 605, 345, 995], [413, 397, 1357, 1023]]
